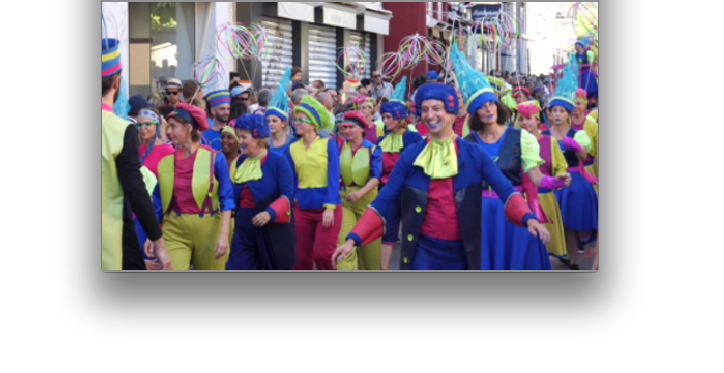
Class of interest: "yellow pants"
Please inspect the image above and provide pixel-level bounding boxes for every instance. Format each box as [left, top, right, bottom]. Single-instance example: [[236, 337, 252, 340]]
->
[[337, 186, 381, 270], [162, 213, 229, 270], [538, 191, 567, 258]]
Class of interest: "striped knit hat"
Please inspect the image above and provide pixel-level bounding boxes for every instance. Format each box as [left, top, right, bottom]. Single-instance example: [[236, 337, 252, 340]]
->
[[206, 90, 231, 108], [102, 39, 122, 77]]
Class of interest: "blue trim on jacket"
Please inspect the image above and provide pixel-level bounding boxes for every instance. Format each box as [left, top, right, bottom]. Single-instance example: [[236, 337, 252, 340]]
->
[[286, 137, 342, 210], [232, 150, 294, 222]]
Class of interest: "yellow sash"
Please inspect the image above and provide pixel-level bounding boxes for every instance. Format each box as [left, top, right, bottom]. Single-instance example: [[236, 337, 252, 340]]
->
[[413, 136, 458, 179], [233, 150, 266, 184], [378, 131, 404, 153]]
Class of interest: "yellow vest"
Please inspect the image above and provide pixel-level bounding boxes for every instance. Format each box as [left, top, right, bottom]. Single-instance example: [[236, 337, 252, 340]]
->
[[157, 148, 221, 215], [339, 141, 373, 187], [101, 110, 130, 270]]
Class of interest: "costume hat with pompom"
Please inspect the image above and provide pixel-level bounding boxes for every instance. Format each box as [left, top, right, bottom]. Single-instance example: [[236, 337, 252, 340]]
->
[[450, 42, 497, 115], [167, 102, 210, 132], [293, 95, 333, 132]]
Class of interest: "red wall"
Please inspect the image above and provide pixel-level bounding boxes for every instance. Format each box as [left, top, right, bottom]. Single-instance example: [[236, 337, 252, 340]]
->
[[383, 2, 430, 96]]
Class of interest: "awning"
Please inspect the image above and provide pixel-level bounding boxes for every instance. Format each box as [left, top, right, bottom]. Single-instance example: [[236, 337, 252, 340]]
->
[[319, 2, 358, 29], [278, 2, 315, 23], [363, 9, 391, 35]]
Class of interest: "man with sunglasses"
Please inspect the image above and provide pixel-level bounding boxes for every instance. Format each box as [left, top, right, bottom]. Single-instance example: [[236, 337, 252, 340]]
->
[[163, 78, 182, 106], [370, 70, 393, 100]]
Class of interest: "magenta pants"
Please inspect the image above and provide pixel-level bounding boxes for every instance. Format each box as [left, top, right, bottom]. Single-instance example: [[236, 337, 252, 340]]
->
[[293, 204, 343, 270]]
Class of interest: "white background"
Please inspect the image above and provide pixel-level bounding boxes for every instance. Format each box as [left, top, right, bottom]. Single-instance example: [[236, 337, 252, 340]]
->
[[3, 0, 722, 371]]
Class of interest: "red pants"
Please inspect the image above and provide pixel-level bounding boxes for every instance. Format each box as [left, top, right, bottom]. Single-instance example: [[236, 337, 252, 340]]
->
[[293, 205, 342, 270]]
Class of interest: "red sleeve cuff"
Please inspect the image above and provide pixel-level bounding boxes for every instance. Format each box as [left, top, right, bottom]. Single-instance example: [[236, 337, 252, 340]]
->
[[349, 208, 385, 246], [504, 193, 535, 227], [268, 196, 291, 224]]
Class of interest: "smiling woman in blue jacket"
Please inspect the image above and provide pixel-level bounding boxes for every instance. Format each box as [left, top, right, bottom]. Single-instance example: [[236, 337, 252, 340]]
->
[[226, 114, 296, 270]]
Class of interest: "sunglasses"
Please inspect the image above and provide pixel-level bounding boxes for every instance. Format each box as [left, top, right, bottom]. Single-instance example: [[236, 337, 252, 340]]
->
[[136, 121, 158, 128], [238, 97, 249, 101], [372, 75, 380, 78], [166, 91, 179, 96], [293, 118, 314, 125]]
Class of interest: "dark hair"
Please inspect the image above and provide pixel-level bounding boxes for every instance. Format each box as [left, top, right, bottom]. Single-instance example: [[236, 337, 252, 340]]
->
[[378, 97, 389, 105], [291, 67, 302, 77], [229, 101, 249, 119], [360, 78, 372, 87], [413, 74, 427, 89], [183, 80, 200, 100], [156, 105, 174, 118], [468, 101, 510, 132], [101, 70, 122, 97], [230, 72, 240, 80], [167, 115, 201, 142], [313, 80, 325, 89]]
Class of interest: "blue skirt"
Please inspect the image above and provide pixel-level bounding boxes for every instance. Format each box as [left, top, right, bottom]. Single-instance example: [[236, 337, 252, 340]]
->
[[580, 69, 598, 98], [227, 208, 277, 270], [553, 171, 598, 231], [410, 234, 467, 270], [480, 197, 552, 270]]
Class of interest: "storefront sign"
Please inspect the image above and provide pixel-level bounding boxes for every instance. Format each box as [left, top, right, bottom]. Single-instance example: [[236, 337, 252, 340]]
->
[[278, 2, 314, 23], [323, 6, 357, 29]]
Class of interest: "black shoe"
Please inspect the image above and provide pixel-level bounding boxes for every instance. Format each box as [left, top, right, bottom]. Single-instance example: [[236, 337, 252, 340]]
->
[[569, 264, 579, 270], [560, 257, 570, 266], [577, 245, 585, 254]]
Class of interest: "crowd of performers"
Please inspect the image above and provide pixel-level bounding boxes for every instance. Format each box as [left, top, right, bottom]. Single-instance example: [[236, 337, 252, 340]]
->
[[102, 37, 599, 271]]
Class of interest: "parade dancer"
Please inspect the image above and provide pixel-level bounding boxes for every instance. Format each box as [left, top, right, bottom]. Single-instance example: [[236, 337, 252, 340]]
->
[[135, 108, 174, 269], [289, 96, 342, 270], [518, 101, 571, 259], [102, 38, 171, 270], [331, 82, 550, 270], [202, 90, 232, 151], [352, 95, 385, 144], [451, 43, 553, 270], [571, 89, 599, 193], [541, 54, 598, 270], [376, 77, 423, 270], [575, 40, 598, 104], [336, 111, 383, 270], [157, 103, 234, 270], [266, 68, 295, 159], [226, 114, 296, 270]]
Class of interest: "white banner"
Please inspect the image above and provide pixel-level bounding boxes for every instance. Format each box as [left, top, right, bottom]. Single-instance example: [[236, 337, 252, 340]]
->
[[364, 14, 389, 35]]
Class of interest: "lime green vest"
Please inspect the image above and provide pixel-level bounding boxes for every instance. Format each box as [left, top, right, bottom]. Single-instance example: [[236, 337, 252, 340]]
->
[[339, 142, 373, 187], [101, 110, 129, 270], [157, 148, 221, 214]]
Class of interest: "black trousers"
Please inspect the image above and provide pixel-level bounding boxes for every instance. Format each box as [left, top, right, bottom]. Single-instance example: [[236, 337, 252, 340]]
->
[[122, 219, 146, 270]]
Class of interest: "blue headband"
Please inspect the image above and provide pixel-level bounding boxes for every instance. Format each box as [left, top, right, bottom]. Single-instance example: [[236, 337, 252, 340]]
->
[[299, 103, 321, 129]]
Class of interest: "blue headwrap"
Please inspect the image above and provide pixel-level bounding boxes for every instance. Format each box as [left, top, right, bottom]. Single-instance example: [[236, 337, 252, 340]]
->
[[450, 42, 497, 115], [415, 83, 459, 115], [234, 113, 270, 138]]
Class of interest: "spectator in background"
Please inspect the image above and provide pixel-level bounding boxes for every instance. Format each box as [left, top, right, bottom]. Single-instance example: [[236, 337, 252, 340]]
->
[[370, 70, 393, 100], [317, 92, 335, 113], [202, 90, 232, 151], [324, 88, 339, 105], [312, 80, 325, 91], [230, 72, 241, 85], [426, 70, 439, 83], [291, 88, 309, 106], [253, 89, 271, 115], [164, 78, 183, 106], [147, 96, 164, 108], [357, 78, 373, 96], [229, 101, 249, 120], [183, 79, 204, 103], [290, 67, 319, 96], [247, 88, 258, 110]]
